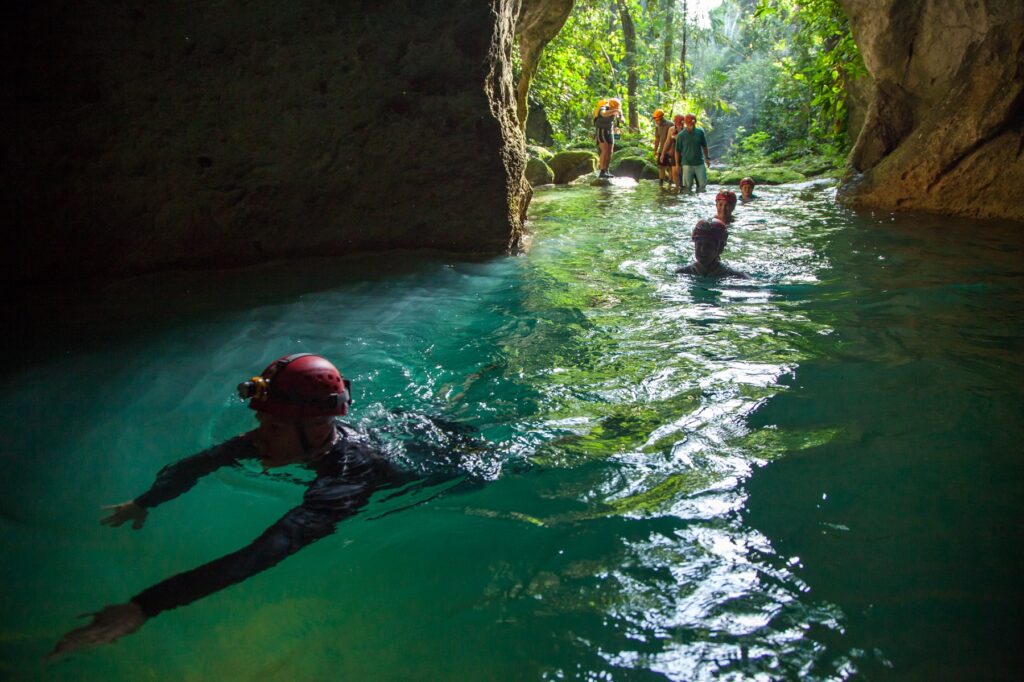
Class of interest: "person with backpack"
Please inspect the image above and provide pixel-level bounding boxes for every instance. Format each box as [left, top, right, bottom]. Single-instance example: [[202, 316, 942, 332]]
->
[[595, 98, 623, 179]]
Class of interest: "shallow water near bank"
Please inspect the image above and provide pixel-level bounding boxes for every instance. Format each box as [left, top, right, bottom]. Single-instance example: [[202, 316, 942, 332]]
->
[[2, 180, 1023, 680]]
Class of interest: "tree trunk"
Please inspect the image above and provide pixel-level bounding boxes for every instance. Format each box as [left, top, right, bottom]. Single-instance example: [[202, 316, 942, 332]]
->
[[661, 0, 673, 90], [616, 0, 639, 130], [679, 0, 688, 98], [514, 0, 575, 131]]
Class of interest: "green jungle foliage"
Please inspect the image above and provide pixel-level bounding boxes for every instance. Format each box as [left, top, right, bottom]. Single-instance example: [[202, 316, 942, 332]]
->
[[523, 0, 866, 170]]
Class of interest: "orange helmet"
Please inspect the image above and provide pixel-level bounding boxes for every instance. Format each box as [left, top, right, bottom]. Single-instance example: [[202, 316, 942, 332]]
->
[[652, 109, 664, 120], [683, 113, 697, 124]]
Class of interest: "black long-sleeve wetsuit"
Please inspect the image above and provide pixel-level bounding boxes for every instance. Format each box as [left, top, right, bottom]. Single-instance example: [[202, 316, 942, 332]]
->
[[130, 423, 401, 618]]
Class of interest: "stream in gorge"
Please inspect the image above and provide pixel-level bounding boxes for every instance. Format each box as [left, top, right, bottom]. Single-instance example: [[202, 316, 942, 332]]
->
[[2, 179, 1023, 680]]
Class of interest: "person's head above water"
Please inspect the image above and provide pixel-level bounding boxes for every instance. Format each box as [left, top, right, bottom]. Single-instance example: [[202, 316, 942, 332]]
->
[[715, 191, 737, 221], [691, 218, 728, 266], [238, 353, 354, 459], [739, 177, 755, 199]]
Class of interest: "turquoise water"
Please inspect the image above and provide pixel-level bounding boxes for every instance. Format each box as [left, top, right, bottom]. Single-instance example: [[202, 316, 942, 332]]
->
[[2, 180, 1023, 680]]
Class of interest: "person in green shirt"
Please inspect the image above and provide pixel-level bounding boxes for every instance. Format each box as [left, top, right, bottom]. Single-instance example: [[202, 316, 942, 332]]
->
[[674, 113, 711, 193]]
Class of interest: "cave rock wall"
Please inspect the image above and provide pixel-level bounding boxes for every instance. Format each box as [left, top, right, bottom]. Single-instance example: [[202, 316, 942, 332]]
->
[[839, 0, 1024, 221], [2, 1, 527, 284]]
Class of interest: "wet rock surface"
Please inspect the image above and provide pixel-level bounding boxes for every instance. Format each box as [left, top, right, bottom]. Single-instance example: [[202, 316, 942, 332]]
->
[[2, 0, 528, 284], [838, 0, 1024, 222]]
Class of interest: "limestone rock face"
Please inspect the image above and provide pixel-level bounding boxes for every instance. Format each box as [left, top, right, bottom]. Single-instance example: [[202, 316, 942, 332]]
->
[[2, 0, 528, 284], [515, 0, 575, 131], [838, 0, 1024, 221]]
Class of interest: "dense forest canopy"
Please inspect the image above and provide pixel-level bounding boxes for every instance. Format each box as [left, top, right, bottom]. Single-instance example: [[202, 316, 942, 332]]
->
[[520, 0, 865, 166]]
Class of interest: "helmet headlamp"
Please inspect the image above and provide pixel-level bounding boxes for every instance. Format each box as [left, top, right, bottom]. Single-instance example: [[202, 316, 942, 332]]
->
[[237, 376, 270, 401]]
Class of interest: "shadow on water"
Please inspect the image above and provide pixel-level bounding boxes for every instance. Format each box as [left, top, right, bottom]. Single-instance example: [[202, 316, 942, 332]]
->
[[743, 214, 1024, 679], [5, 250, 504, 376]]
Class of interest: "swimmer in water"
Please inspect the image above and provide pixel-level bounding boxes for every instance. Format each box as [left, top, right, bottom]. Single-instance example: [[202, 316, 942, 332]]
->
[[739, 177, 756, 202], [715, 190, 737, 224], [51, 353, 469, 657], [677, 218, 747, 278]]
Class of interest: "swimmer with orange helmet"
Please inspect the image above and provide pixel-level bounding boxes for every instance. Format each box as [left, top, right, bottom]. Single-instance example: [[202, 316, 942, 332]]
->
[[50, 353, 464, 657], [595, 97, 623, 178]]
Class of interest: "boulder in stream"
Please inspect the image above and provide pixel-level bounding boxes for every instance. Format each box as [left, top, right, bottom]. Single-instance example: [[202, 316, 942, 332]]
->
[[549, 150, 598, 184]]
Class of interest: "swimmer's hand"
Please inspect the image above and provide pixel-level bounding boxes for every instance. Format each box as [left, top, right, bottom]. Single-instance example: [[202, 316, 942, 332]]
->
[[48, 602, 147, 659], [100, 501, 148, 530]]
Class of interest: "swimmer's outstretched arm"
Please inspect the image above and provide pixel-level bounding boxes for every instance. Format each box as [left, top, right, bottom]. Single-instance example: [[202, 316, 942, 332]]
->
[[52, 471, 376, 658], [100, 435, 258, 529]]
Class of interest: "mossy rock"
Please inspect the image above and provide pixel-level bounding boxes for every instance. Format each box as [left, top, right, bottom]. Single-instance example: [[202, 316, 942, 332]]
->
[[792, 159, 838, 177], [611, 155, 658, 180], [526, 144, 554, 162], [549, 150, 598, 184], [612, 147, 650, 165], [525, 157, 555, 186], [715, 166, 807, 185], [639, 163, 660, 180]]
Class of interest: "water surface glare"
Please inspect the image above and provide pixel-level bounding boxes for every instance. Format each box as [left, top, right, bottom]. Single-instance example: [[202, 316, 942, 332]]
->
[[3, 180, 1023, 680]]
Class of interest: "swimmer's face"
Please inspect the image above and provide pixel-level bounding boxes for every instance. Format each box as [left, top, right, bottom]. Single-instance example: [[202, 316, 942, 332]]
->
[[252, 413, 305, 459], [740, 184, 753, 199], [693, 237, 723, 266], [716, 198, 733, 218], [252, 413, 334, 460]]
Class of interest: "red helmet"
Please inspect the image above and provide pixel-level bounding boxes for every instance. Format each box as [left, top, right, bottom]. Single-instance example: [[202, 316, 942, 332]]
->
[[692, 218, 728, 243], [673, 114, 684, 127], [716, 190, 737, 207], [238, 354, 352, 418], [739, 177, 755, 189], [683, 113, 697, 124]]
